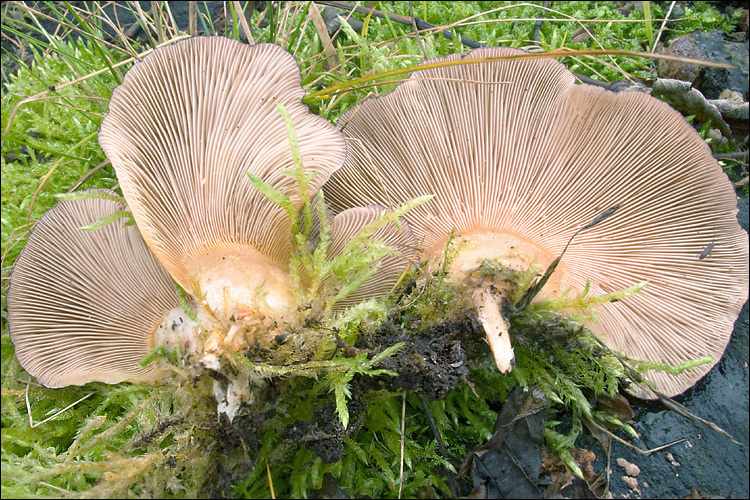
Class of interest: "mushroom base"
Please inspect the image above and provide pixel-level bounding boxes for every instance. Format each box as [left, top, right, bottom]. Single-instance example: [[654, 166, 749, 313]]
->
[[153, 306, 201, 357], [428, 231, 564, 301], [188, 246, 297, 328], [427, 231, 566, 374]]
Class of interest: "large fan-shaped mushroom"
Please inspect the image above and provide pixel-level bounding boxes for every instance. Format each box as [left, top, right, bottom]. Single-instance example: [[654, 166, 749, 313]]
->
[[98, 37, 347, 327], [7, 191, 191, 387], [8, 37, 411, 393], [322, 47, 749, 398]]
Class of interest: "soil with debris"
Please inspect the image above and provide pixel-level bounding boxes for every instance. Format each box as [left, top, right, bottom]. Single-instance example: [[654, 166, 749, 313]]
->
[[353, 315, 474, 400]]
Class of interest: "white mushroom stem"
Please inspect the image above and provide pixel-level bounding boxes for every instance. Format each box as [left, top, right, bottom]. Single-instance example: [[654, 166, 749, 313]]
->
[[215, 372, 252, 423], [472, 288, 514, 373]]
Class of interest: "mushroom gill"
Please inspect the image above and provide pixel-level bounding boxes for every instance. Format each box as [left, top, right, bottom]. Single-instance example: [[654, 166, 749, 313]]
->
[[322, 47, 749, 398], [7, 191, 190, 388], [327, 205, 419, 312], [98, 37, 347, 330]]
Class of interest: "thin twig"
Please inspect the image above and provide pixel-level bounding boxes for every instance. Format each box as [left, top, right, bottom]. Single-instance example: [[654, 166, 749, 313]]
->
[[583, 412, 687, 455], [408, 1, 427, 59], [398, 391, 406, 499], [10, 1, 137, 59], [604, 426, 613, 497], [132, 1, 157, 46], [233, 1, 255, 44], [162, 1, 179, 39], [25, 383, 94, 428], [446, 2, 630, 79], [2, 373, 57, 389], [69, 159, 111, 192], [588, 335, 741, 445], [714, 151, 749, 160], [390, 236, 425, 294], [309, 2, 340, 73], [37, 481, 73, 495], [304, 49, 731, 103], [316, 0, 484, 49], [151, 1, 164, 43], [189, 1, 197, 36], [573, 70, 612, 88]]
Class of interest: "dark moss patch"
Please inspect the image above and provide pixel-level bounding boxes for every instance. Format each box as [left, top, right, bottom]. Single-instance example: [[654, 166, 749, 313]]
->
[[284, 400, 365, 463]]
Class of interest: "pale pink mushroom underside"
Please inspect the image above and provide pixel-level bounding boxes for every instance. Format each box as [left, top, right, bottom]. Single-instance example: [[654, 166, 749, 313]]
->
[[328, 205, 418, 311], [323, 47, 749, 398], [98, 37, 346, 290]]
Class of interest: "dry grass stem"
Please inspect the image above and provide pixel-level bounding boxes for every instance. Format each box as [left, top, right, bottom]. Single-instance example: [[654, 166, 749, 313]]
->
[[25, 383, 94, 429]]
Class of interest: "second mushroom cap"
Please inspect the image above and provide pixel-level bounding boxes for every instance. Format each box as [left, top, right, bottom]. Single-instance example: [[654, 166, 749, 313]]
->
[[322, 46, 749, 398]]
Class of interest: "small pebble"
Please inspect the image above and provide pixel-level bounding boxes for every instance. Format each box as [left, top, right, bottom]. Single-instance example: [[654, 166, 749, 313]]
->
[[621, 475, 641, 494], [719, 89, 744, 102], [617, 457, 641, 477], [666, 452, 681, 467]]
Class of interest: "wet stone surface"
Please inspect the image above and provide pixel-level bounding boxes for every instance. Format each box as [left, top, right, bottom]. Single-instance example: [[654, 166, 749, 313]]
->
[[693, 30, 750, 100], [658, 29, 749, 101]]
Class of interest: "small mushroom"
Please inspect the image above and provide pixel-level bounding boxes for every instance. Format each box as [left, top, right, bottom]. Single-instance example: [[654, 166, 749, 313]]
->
[[322, 47, 749, 398], [327, 205, 418, 311], [7, 191, 188, 387], [98, 37, 347, 330]]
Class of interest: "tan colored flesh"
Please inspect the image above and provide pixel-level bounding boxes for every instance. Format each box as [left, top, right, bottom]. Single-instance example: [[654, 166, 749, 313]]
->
[[188, 246, 296, 326], [427, 231, 563, 374], [429, 230, 563, 300]]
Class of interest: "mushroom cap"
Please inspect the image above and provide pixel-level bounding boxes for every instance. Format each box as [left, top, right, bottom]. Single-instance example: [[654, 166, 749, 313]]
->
[[327, 205, 418, 311], [322, 47, 749, 398], [7, 190, 182, 388], [98, 37, 346, 295]]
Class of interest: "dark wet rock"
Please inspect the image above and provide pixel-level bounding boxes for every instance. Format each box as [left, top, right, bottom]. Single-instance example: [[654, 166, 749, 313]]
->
[[694, 30, 749, 100], [657, 30, 749, 101], [738, 196, 749, 231], [659, 35, 705, 85]]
